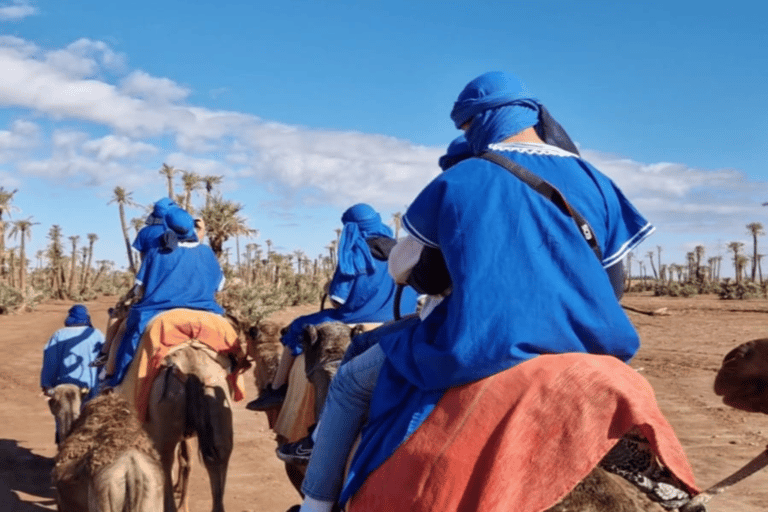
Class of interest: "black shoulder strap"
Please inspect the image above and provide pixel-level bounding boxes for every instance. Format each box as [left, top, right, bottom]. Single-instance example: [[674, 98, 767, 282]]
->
[[479, 151, 603, 261]]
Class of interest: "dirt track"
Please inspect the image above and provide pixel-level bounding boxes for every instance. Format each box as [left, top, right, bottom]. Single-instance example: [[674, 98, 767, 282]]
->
[[2, 294, 768, 511]]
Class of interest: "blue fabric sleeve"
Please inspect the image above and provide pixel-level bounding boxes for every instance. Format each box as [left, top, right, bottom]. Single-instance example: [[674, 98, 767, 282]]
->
[[40, 333, 60, 389], [328, 267, 354, 305]]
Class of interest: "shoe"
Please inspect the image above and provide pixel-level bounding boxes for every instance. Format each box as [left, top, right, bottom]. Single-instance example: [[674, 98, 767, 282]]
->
[[246, 383, 288, 411], [276, 434, 314, 464], [89, 353, 108, 368]]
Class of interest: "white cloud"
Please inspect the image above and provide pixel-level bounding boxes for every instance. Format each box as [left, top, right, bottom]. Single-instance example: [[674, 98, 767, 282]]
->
[[120, 71, 190, 104], [81, 134, 157, 162], [0, 1, 36, 21], [0, 119, 40, 160]]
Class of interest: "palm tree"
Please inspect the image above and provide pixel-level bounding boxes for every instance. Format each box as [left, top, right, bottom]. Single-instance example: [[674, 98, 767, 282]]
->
[[159, 163, 178, 199], [8, 217, 38, 294], [202, 175, 223, 209], [81, 233, 98, 293], [746, 222, 764, 282], [67, 235, 80, 296], [694, 245, 705, 283], [727, 241, 745, 284], [46, 225, 66, 298], [181, 171, 201, 213], [646, 251, 658, 280], [198, 195, 257, 258], [0, 187, 19, 282], [109, 186, 138, 274]]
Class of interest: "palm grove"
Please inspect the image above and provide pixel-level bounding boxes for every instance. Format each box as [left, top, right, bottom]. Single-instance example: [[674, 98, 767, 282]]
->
[[0, 171, 765, 315]]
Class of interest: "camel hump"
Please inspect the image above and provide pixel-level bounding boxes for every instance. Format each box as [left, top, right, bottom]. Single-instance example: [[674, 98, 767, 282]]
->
[[89, 449, 164, 512]]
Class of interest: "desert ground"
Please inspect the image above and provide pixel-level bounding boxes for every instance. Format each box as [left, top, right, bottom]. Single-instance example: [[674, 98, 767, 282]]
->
[[2, 293, 768, 512]]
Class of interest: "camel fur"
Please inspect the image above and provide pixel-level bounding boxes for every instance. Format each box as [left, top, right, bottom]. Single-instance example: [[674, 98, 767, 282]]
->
[[52, 391, 163, 512], [715, 338, 768, 413]]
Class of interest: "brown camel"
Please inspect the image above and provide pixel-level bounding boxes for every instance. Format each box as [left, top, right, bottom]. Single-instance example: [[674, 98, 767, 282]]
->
[[52, 391, 164, 512], [46, 383, 89, 444], [145, 342, 235, 512], [714, 337, 768, 413]]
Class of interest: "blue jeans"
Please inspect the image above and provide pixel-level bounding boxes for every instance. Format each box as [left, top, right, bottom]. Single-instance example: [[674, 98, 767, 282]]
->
[[301, 315, 420, 502]]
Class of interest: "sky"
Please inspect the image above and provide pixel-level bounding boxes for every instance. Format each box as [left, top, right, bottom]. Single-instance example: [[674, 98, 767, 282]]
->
[[0, 0, 767, 277]]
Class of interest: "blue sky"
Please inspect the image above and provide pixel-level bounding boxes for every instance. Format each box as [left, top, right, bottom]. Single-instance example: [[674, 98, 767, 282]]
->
[[0, 0, 766, 277]]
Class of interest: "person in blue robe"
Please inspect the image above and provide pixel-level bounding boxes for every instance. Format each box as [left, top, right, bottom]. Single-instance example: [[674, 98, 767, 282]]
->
[[41, 305, 105, 442], [293, 71, 655, 512], [247, 203, 419, 411], [108, 208, 225, 386], [132, 197, 178, 255]]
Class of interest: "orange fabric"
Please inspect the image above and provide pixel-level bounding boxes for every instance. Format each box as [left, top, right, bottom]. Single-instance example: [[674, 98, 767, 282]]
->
[[348, 353, 699, 512], [120, 309, 246, 422], [273, 353, 317, 442]]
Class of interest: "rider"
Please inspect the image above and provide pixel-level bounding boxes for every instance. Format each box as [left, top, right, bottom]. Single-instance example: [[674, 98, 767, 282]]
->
[[41, 304, 105, 399], [107, 207, 225, 387], [133, 197, 179, 256], [291, 71, 654, 512], [247, 203, 419, 411]]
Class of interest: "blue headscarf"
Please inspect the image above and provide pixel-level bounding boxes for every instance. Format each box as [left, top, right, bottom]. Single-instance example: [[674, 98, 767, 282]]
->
[[450, 71, 579, 155], [64, 304, 91, 327], [161, 208, 198, 251], [438, 136, 472, 171], [146, 197, 176, 226], [337, 204, 393, 277]]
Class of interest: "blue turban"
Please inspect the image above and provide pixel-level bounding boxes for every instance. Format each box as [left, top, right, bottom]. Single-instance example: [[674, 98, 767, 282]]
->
[[161, 208, 198, 251], [438, 136, 472, 171], [337, 204, 393, 277], [146, 197, 177, 226], [65, 304, 91, 327], [450, 71, 579, 155]]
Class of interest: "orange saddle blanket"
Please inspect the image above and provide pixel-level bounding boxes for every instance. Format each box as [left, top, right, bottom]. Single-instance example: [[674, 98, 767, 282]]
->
[[118, 308, 246, 422], [348, 353, 699, 512]]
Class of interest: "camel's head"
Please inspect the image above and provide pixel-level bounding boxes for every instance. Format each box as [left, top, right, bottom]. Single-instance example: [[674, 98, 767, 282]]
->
[[714, 338, 768, 414], [300, 322, 364, 377], [245, 321, 284, 359], [47, 384, 89, 442]]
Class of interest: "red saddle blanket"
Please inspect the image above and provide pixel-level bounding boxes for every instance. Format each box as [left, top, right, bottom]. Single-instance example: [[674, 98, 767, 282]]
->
[[118, 308, 246, 422], [348, 353, 699, 512]]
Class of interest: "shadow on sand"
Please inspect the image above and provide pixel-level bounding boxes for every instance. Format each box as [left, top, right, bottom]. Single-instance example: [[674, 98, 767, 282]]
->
[[0, 439, 57, 511]]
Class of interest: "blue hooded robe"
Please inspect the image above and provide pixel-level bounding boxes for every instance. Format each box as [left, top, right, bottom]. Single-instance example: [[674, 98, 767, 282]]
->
[[340, 74, 654, 504], [110, 209, 224, 386], [282, 203, 419, 356]]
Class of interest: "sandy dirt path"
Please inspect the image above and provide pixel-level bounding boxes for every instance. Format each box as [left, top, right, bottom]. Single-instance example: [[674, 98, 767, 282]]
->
[[2, 294, 768, 511]]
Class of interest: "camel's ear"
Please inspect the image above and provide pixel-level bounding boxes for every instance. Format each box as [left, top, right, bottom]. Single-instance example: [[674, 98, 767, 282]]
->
[[247, 325, 260, 340], [351, 324, 366, 338], [280, 325, 289, 336], [301, 324, 319, 349]]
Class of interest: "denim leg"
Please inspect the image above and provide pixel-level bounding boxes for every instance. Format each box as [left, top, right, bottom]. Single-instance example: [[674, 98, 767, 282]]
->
[[301, 343, 386, 502]]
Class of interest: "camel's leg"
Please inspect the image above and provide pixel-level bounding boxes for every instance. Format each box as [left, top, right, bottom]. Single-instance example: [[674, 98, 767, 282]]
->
[[175, 437, 194, 512], [198, 385, 233, 512]]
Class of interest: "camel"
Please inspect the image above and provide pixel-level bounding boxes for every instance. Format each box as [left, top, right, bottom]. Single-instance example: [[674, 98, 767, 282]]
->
[[145, 341, 235, 512], [52, 391, 164, 512], [46, 383, 89, 444], [714, 337, 768, 413]]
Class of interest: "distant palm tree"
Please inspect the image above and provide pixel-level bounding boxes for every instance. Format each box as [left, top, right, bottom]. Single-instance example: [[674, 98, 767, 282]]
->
[[109, 186, 138, 274], [746, 222, 764, 282], [46, 225, 66, 298], [0, 187, 19, 282], [8, 217, 38, 294], [646, 251, 657, 280], [727, 241, 745, 284], [68, 235, 80, 296], [159, 163, 178, 199], [81, 233, 98, 293], [202, 175, 223, 209], [694, 245, 705, 283], [181, 171, 201, 213], [198, 195, 256, 258]]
